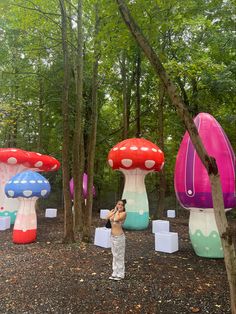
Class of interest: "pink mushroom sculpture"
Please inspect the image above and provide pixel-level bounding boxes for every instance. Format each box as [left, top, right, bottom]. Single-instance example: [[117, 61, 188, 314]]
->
[[0, 148, 60, 224], [69, 173, 96, 199], [108, 138, 164, 230], [174, 113, 236, 258]]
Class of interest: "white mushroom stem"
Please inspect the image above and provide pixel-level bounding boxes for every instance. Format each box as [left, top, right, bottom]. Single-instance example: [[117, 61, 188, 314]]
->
[[120, 168, 150, 218], [189, 208, 223, 258], [0, 163, 30, 221], [14, 197, 38, 232]]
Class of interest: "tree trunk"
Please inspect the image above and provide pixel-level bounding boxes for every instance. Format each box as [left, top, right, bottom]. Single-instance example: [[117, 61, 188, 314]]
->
[[73, 0, 84, 232], [37, 75, 43, 152], [59, 0, 75, 244], [135, 48, 141, 138], [157, 82, 166, 218], [116, 1, 236, 312], [120, 53, 129, 139], [82, 2, 100, 242]]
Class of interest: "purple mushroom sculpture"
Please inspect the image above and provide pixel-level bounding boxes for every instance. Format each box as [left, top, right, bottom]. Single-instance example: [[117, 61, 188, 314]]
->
[[174, 113, 236, 258]]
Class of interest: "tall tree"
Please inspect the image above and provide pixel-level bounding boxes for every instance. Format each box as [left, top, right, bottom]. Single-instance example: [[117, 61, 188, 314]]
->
[[72, 0, 84, 232], [82, 1, 100, 242], [59, 0, 75, 243], [116, 0, 236, 312]]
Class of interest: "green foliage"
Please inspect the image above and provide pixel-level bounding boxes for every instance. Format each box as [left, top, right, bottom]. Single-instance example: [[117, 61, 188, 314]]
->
[[0, 0, 235, 208]]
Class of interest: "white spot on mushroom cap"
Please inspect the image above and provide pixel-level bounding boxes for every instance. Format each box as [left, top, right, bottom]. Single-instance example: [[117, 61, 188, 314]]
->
[[120, 147, 126, 150], [121, 159, 132, 167], [145, 160, 155, 169], [130, 146, 138, 150], [7, 157, 17, 164], [160, 162, 165, 170], [188, 190, 193, 195], [158, 149, 162, 153], [23, 190, 32, 197], [41, 190, 48, 196], [30, 180, 36, 184], [36, 153, 42, 156], [141, 147, 148, 151], [13, 180, 19, 184], [108, 159, 113, 167], [7, 190, 15, 197], [20, 180, 27, 184], [152, 148, 157, 152], [113, 147, 118, 151], [51, 165, 57, 170], [37, 180, 43, 183], [34, 161, 43, 167]]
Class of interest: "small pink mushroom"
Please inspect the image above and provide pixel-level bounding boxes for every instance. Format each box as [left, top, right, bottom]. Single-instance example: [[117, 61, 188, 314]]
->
[[0, 148, 60, 224]]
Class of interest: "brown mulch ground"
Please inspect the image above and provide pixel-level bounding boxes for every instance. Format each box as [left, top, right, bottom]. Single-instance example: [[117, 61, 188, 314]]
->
[[0, 210, 235, 314]]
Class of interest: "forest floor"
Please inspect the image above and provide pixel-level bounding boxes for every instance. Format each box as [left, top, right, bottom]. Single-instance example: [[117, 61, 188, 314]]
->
[[0, 210, 235, 314]]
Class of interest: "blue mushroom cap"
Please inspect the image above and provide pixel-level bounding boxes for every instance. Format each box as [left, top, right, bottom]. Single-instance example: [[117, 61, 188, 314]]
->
[[5, 170, 51, 198]]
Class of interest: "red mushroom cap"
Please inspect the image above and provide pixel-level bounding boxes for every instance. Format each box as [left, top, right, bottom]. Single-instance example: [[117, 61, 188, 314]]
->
[[107, 138, 164, 171], [0, 148, 60, 171]]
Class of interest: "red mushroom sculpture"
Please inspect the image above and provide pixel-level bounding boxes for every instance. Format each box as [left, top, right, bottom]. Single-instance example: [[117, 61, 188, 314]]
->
[[108, 138, 164, 230], [0, 148, 60, 224]]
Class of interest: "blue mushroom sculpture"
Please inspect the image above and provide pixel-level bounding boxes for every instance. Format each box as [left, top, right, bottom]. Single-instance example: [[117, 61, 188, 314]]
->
[[5, 170, 51, 244]]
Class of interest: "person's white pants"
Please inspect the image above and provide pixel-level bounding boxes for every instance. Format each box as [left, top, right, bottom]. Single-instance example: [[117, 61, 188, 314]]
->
[[111, 233, 125, 278]]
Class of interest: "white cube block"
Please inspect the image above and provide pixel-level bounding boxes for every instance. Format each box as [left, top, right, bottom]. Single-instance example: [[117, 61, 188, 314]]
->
[[45, 208, 57, 218], [155, 232, 179, 253], [167, 210, 176, 218], [152, 220, 170, 233], [94, 227, 111, 248], [100, 209, 109, 219], [0, 216, 11, 231]]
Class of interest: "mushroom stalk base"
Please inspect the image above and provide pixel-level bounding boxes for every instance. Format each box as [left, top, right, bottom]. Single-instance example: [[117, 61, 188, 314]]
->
[[189, 208, 223, 258], [121, 169, 149, 230], [13, 197, 37, 244]]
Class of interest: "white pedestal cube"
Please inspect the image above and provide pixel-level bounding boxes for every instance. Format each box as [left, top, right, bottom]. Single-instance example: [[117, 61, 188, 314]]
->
[[155, 232, 179, 253], [45, 208, 57, 218], [167, 210, 176, 218], [94, 227, 111, 248], [152, 220, 170, 233], [100, 209, 109, 219], [0, 216, 11, 231]]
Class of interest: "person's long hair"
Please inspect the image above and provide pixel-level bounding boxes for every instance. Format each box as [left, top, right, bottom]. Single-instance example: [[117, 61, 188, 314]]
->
[[121, 199, 126, 211]]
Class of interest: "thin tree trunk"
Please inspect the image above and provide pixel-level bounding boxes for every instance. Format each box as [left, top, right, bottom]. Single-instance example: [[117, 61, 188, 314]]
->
[[135, 48, 141, 138], [157, 82, 166, 218], [73, 0, 84, 232], [116, 1, 236, 312], [59, 0, 75, 244], [82, 2, 100, 242], [38, 75, 43, 152], [120, 53, 129, 139]]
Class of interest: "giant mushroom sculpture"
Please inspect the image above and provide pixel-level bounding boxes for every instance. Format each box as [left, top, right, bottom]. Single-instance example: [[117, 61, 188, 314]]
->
[[108, 138, 164, 230], [5, 170, 51, 244], [174, 113, 236, 258], [0, 148, 60, 224]]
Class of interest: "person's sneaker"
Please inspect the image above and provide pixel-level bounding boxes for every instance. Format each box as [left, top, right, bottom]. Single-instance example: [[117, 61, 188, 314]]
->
[[109, 276, 116, 280]]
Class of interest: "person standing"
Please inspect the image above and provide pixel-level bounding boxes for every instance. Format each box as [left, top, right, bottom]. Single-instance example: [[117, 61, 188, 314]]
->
[[106, 199, 127, 281]]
